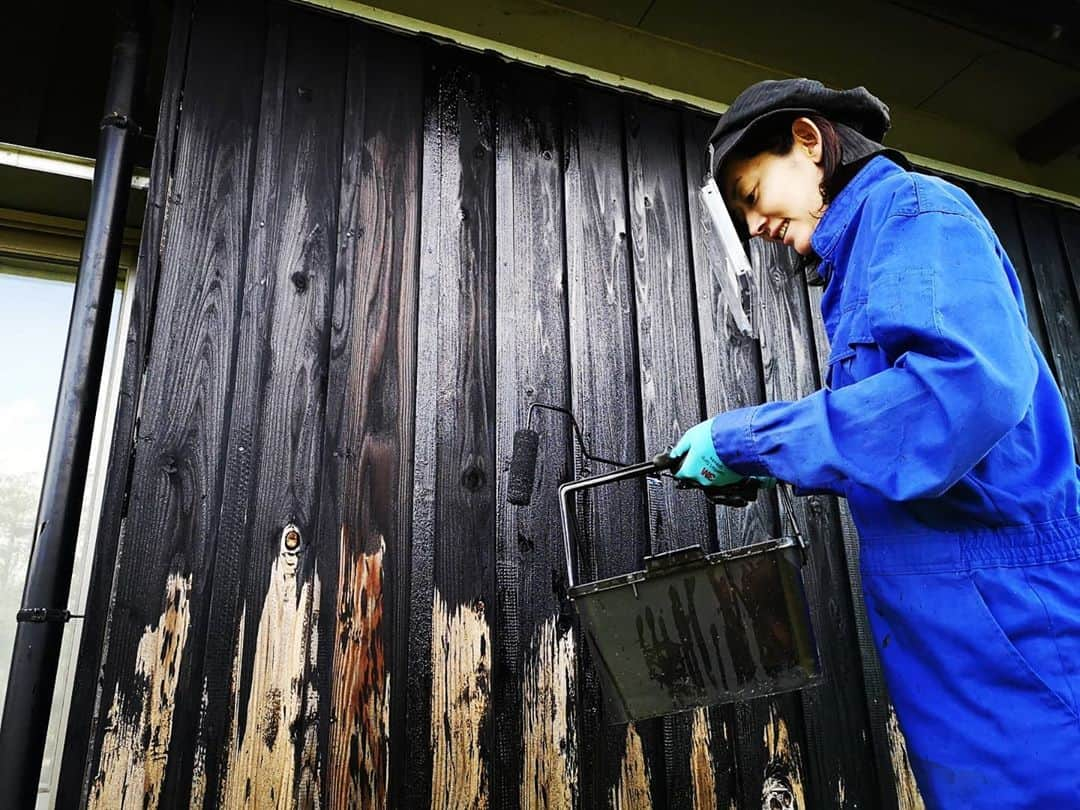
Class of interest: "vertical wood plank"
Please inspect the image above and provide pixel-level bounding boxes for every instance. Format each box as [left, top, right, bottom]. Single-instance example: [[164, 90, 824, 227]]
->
[[58, 0, 195, 803], [196, 7, 348, 808], [312, 22, 423, 810], [1016, 200, 1080, 449], [681, 112, 789, 810], [751, 239, 877, 808], [410, 48, 497, 810], [563, 84, 665, 808], [624, 98, 718, 808], [76, 1, 268, 805], [957, 181, 1053, 362], [493, 67, 577, 810]]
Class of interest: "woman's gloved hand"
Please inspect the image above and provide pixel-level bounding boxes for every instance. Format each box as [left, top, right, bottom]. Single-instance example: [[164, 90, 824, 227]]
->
[[670, 419, 745, 487]]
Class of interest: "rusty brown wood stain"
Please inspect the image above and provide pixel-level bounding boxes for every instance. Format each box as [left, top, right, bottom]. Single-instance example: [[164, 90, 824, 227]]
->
[[329, 528, 390, 809]]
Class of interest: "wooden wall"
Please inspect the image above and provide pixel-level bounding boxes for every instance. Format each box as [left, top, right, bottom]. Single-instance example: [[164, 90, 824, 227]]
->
[[58, 1, 1080, 808]]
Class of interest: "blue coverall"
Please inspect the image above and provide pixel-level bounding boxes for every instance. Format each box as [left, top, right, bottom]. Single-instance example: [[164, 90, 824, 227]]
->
[[711, 155, 1080, 807]]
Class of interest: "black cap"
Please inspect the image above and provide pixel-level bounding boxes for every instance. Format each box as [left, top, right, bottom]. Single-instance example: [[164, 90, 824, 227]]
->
[[708, 78, 893, 183]]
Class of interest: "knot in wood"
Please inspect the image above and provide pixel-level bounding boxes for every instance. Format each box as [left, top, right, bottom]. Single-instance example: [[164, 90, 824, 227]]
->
[[282, 524, 302, 552], [460, 464, 486, 491], [290, 271, 309, 292]]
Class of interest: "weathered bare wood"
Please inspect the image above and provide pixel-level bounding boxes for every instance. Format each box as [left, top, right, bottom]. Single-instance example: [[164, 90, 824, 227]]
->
[[411, 51, 498, 810], [58, 0, 195, 804], [563, 84, 664, 808], [493, 66, 577, 810], [752, 238, 877, 808], [309, 22, 424, 810], [74, 1, 268, 806]]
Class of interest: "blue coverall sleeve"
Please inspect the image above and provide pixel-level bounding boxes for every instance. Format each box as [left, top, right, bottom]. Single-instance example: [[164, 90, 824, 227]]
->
[[711, 210, 1039, 501]]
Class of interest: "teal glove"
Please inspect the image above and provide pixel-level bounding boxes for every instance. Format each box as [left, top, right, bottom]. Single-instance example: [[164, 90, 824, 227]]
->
[[670, 419, 745, 487]]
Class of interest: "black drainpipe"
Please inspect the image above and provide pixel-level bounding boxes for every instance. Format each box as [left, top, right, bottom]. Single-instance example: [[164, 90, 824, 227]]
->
[[0, 24, 144, 806]]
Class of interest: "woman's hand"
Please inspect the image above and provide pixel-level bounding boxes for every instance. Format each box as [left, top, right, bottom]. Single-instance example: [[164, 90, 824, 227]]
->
[[671, 419, 745, 487]]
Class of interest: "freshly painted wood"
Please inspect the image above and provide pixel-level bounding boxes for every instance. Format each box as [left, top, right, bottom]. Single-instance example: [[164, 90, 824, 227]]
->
[[751, 238, 877, 808], [411, 51, 498, 809], [57, 2, 195, 802], [312, 22, 423, 809], [70, 2, 269, 804], [1016, 201, 1080, 448], [190, 8, 347, 807], [958, 181, 1053, 361], [682, 112, 805, 810], [624, 97, 718, 807], [562, 83, 664, 808], [492, 65, 577, 810]]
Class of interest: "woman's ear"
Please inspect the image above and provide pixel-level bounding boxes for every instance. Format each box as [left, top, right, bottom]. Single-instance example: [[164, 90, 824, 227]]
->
[[791, 117, 823, 163]]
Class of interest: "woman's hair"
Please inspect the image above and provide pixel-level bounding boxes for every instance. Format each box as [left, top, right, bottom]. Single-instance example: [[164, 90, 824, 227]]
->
[[726, 112, 846, 204]]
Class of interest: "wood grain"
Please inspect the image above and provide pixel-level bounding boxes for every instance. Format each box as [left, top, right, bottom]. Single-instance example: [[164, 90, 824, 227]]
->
[[58, 1, 195, 802], [411, 50, 498, 810], [74, 1, 268, 804], [492, 66, 577, 810], [752, 238, 877, 808]]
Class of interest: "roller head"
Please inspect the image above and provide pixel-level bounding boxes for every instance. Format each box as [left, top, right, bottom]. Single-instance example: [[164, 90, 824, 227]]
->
[[507, 428, 540, 505]]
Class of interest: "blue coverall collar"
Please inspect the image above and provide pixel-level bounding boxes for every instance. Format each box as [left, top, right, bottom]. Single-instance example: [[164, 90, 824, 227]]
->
[[811, 154, 906, 263]]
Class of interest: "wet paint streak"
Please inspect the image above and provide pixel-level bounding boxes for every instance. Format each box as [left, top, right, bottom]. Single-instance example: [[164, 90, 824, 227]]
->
[[690, 709, 717, 810], [762, 705, 806, 810], [609, 724, 651, 810], [329, 529, 389, 809], [221, 544, 320, 808], [88, 573, 192, 810], [887, 704, 926, 810], [431, 589, 491, 810], [521, 616, 577, 809]]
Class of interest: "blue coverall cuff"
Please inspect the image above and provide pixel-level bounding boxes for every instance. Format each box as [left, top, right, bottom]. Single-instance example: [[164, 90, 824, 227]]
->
[[709, 406, 773, 477]]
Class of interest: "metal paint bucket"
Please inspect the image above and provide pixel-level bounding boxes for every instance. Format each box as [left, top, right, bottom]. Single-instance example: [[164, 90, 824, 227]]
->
[[559, 463, 821, 723]]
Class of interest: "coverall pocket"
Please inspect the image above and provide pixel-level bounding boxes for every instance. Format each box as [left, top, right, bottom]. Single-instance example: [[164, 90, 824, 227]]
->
[[969, 564, 1080, 721]]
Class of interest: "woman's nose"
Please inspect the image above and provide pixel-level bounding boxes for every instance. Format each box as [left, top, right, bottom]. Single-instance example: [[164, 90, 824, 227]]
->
[[746, 211, 767, 237]]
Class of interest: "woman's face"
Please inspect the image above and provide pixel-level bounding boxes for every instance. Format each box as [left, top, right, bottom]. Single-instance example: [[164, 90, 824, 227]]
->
[[721, 117, 826, 256]]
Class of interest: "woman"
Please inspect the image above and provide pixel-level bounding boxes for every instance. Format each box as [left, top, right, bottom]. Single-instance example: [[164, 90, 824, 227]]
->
[[671, 78, 1080, 807]]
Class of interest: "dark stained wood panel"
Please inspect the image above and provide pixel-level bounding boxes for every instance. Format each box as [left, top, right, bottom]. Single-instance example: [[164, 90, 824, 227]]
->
[[1017, 200, 1080, 449], [562, 84, 665, 808], [492, 66, 577, 810], [751, 239, 877, 809], [62, 2, 1080, 807], [410, 50, 498, 810], [71, 1, 269, 805], [58, 2, 196, 804], [311, 24, 423, 810]]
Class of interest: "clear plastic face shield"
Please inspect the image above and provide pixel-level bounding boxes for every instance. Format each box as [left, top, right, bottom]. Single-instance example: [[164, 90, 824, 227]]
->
[[700, 143, 756, 338]]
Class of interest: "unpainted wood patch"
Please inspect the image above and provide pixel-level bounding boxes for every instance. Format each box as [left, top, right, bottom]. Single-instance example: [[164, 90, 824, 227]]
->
[[329, 529, 390, 809], [690, 708, 717, 810], [431, 588, 491, 810], [221, 540, 321, 808], [886, 703, 926, 810], [521, 616, 577, 809], [761, 705, 806, 810], [88, 572, 192, 810], [609, 724, 651, 810]]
